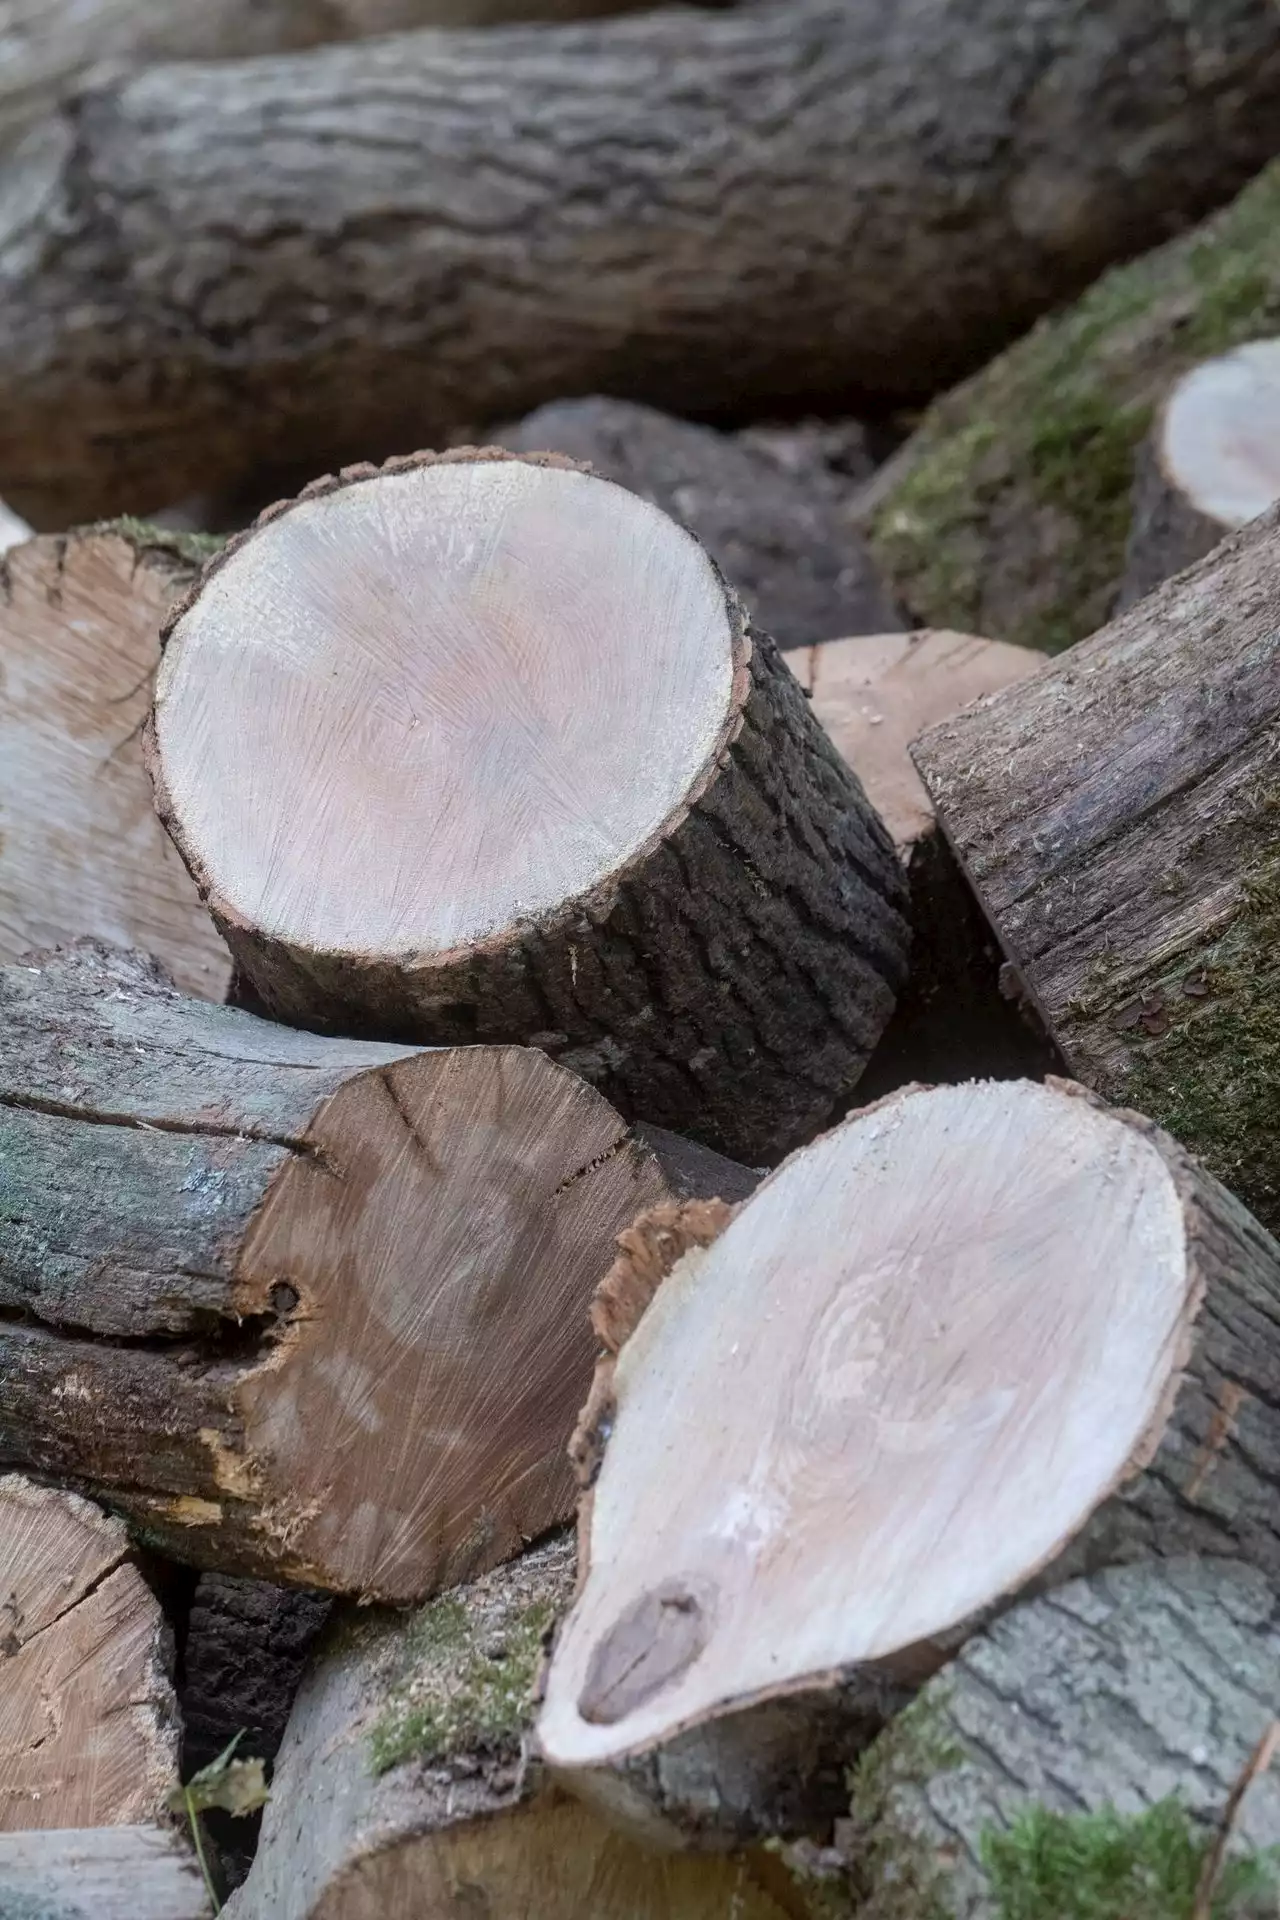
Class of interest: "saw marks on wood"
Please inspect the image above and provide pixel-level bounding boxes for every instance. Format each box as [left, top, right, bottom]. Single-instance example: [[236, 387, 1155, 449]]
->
[[154, 456, 734, 959], [0, 1474, 179, 1831], [0, 531, 229, 996]]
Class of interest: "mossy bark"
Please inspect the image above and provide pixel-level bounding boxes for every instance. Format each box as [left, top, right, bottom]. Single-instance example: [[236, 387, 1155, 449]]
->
[[864, 158, 1280, 654]]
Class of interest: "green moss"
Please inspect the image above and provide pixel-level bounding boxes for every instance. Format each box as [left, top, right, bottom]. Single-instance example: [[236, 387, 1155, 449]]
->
[[93, 515, 225, 570], [367, 1590, 555, 1776], [870, 160, 1280, 653], [983, 1799, 1277, 1919]]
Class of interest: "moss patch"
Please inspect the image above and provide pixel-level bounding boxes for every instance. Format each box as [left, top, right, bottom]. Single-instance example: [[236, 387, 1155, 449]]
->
[[94, 515, 225, 571], [869, 160, 1280, 653], [368, 1590, 555, 1776]]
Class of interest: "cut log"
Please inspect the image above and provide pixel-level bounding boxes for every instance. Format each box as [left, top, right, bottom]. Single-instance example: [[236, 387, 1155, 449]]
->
[[912, 506, 1280, 1236], [0, 1827, 210, 1920], [500, 398, 902, 646], [863, 156, 1280, 654], [148, 450, 908, 1164], [0, 495, 31, 551], [6, 0, 1280, 525], [537, 1077, 1280, 1847], [1118, 339, 1280, 607], [0, 940, 743, 1600], [226, 1536, 790, 1920], [830, 1556, 1280, 1920], [0, 525, 231, 999], [0, 1473, 180, 1831]]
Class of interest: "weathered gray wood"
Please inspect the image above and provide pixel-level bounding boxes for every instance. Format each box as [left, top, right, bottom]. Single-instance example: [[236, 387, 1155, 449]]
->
[[836, 1557, 1280, 1919], [0, 941, 705, 1600], [226, 1538, 790, 1920], [500, 398, 901, 646], [1115, 431, 1229, 610], [0, 1826, 209, 1920], [912, 504, 1280, 1235], [4, 0, 1280, 523]]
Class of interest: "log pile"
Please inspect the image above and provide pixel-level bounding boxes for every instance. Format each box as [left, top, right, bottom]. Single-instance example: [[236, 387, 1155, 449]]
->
[[2, 4, 1280, 1913]]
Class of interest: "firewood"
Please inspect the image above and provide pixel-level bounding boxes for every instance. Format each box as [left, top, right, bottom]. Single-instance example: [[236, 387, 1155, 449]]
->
[[499, 398, 902, 646], [6, 1, 1280, 525], [0, 494, 30, 550], [537, 1078, 1280, 1846], [912, 506, 1280, 1235], [823, 1557, 1280, 1919], [0, 524, 231, 998], [0, 941, 744, 1600], [0, 1827, 210, 1920], [226, 1536, 790, 1920], [1118, 340, 1280, 607], [863, 157, 1280, 655], [0, 1473, 180, 1831], [147, 450, 908, 1164]]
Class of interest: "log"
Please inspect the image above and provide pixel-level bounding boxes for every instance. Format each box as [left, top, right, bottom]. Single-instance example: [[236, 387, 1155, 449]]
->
[[226, 1536, 790, 1920], [0, 524, 231, 999], [862, 156, 1280, 654], [5, 0, 1280, 524], [0, 1473, 180, 1831], [536, 1077, 1280, 1846], [148, 450, 909, 1164], [1118, 339, 1280, 608], [0, 940, 741, 1600], [500, 398, 902, 647], [911, 506, 1280, 1236], [830, 1556, 1280, 1919], [0, 495, 31, 551], [0, 1827, 210, 1920]]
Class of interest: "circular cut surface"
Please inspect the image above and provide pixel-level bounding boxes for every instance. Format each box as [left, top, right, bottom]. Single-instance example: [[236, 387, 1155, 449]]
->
[[155, 460, 735, 957], [539, 1081, 1189, 1769], [1163, 339, 1280, 528]]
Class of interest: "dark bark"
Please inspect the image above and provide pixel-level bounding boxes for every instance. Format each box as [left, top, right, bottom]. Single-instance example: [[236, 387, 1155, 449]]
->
[[1116, 429, 1232, 609]]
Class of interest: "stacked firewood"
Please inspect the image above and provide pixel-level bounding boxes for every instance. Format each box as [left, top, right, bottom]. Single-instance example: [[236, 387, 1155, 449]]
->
[[2, 4, 1280, 1918]]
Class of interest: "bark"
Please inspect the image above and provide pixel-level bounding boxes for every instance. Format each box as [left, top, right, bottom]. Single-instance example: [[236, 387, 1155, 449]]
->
[[0, 1826, 210, 1919], [4, 0, 1280, 525], [0, 940, 737, 1600], [0, 524, 231, 1000], [862, 157, 1280, 655], [911, 505, 1280, 1236], [1115, 431, 1232, 611], [537, 1078, 1280, 1847], [499, 398, 901, 647], [837, 1556, 1280, 1919], [148, 451, 909, 1165], [0, 1473, 181, 1831], [226, 1537, 790, 1920]]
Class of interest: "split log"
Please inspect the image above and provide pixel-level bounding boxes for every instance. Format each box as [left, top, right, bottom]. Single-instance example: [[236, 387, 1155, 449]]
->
[[829, 1556, 1280, 1920], [0, 1473, 180, 1830], [912, 506, 1280, 1236], [500, 398, 902, 646], [6, 0, 1280, 525], [1118, 339, 1280, 607], [0, 1827, 210, 1920], [0, 940, 744, 1600], [0, 524, 231, 999], [148, 450, 909, 1164], [226, 1536, 790, 1920], [862, 156, 1280, 654], [537, 1077, 1280, 1847]]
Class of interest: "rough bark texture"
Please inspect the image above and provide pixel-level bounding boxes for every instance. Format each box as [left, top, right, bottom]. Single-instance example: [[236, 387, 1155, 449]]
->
[[226, 1537, 790, 1920], [0, 941, 719, 1599], [5, 0, 1280, 524], [150, 453, 909, 1167], [0, 1826, 210, 1919], [837, 1557, 1280, 1919], [499, 398, 902, 647], [0, 524, 231, 999], [0, 1474, 181, 1831], [538, 1080, 1280, 1848], [912, 506, 1280, 1235], [1116, 428, 1235, 610], [863, 156, 1280, 654]]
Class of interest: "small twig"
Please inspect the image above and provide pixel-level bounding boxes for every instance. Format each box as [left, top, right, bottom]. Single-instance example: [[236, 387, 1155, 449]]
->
[[185, 1786, 221, 1916], [1191, 1718, 1280, 1920]]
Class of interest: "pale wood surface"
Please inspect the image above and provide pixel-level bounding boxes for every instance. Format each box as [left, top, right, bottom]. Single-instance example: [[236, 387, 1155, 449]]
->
[[0, 1826, 209, 1919]]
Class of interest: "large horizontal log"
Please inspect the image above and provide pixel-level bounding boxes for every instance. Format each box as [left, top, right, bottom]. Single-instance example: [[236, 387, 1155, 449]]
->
[[5, 0, 1280, 523], [862, 157, 1280, 653], [0, 1827, 209, 1920]]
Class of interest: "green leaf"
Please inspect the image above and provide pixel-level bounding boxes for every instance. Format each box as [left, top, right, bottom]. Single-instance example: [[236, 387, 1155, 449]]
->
[[166, 1731, 271, 1819]]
